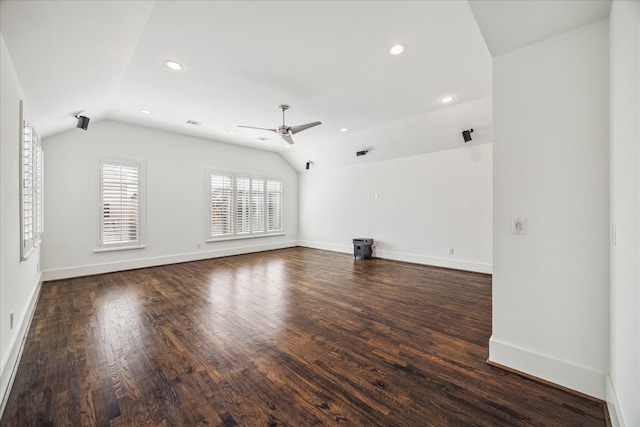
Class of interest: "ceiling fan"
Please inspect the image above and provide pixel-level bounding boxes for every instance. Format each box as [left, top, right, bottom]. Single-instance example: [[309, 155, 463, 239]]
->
[[239, 104, 321, 145]]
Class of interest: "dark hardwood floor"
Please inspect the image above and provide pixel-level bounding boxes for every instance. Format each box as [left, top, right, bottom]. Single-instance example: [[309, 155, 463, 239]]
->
[[1, 247, 607, 426]]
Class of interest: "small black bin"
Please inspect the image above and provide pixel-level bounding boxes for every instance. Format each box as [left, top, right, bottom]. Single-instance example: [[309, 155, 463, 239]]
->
[[353, 238, 373, 259]]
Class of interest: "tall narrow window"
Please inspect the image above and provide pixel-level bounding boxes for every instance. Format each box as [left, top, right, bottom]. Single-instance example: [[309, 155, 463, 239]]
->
[[208, 171, 284, 240], [20, 101, 43, 260], [22, 124, 34, 247], [99, 160, 143, 249], [267, 179, 283, 232], [210, 174, 234, 237], [236, 177, 251, 234], [34, 144, 43, 239], [251, 178, 265, 233]]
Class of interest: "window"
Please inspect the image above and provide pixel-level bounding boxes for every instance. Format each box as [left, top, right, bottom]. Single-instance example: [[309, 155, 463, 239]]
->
[[251, 178, 264, 233], [99, 160, 144, 250], [208, 171, 284, 240], [210, 174, 234, 237], [236, 177, 250, 234], [20, 101, 43, 260], [266, 179, 283, 232]]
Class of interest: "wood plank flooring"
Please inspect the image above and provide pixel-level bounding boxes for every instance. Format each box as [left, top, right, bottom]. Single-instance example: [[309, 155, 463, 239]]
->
[[1, 247, 607, 426]]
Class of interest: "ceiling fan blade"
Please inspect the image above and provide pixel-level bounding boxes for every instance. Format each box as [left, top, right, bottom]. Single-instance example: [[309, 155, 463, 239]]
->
[[281, 132, 295, 145], [238, 125, 277, 133], [290, 121, 322, 135]]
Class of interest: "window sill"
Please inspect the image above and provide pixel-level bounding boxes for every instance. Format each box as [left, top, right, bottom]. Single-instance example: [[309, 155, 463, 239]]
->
[[206, 232, 285, 243], [20, 237, 43, 261], [94, 245, 146, 253]]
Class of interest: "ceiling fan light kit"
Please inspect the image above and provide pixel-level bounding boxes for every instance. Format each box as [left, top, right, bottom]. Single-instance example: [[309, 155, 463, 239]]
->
[[238, 104, 321, 145]]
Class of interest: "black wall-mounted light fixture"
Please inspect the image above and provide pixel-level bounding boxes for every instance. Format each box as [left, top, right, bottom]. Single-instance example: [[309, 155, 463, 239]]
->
[[305, 161, 311, 170], [75, 115, 90, 130], [356, 150, 369, 157], [462, 128, 474, 143]]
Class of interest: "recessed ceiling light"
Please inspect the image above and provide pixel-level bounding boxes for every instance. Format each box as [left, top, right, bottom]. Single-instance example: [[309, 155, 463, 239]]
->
[[140, 109, 152, 114], [389, 44, 406, 55], [440, 96, 454, 104], [165, 60, 184, 71], [340, 128, 349, 132], [228, 131, 236, 135]]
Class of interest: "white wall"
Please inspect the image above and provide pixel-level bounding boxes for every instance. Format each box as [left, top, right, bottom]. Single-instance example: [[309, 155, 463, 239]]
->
[[491, 20, 610, 399], [0, 33, 43, 413], [41, 120, 298, 280], [299, 143, 492, 273], [608, 1, 640, 425]]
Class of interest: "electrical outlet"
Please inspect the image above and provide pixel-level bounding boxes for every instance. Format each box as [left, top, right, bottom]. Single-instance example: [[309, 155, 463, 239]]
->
[[10, 311, 14, 330], [197, 243, 202, 249], [512, 217, 527, 235], [448, 248, 454, 255]]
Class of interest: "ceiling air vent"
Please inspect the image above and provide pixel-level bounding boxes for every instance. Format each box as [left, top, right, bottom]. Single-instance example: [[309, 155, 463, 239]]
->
[[186, 119, 203, 126]]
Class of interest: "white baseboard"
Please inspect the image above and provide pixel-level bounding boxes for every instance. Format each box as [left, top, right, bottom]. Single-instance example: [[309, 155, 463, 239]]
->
[[489, 336, 606, 400], [297, 240, 352, 255], [0, 274, 42, 418], [42, 240, 298, 281], [605, 375, 624, 427], [375, 249, 492, 274], [297, 240, 492, 274]]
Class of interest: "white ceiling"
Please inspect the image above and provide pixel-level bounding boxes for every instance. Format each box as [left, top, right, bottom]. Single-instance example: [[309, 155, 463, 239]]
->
[[468, 0, 612, 57], [0, 0, 611, 171]]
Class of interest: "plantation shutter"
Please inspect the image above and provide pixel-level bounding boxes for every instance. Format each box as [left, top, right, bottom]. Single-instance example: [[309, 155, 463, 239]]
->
[[251, 178, 265, 233], [267, 180, 283, 232], [236, 177, 251, 234], [20, 107, 43, 260], [210, 174, 234, 237], [34, 144, 44, 239], [21, 123, 34, 255], [207, 171, 284, 240], [100, 161, 141, 247]]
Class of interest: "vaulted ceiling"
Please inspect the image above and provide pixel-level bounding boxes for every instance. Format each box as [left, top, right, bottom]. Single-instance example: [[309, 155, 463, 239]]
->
[[0, 1, 611, 171]]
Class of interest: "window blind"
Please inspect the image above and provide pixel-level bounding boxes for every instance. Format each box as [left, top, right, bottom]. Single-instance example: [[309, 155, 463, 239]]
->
[[210, 174, 234, 237], [251, 178, 265, 233], [22, 124, 34, 246], [208, 172, 283, 239], [267, 179, 283, 232], [100, 161, 141, 247], [20, 102, 43, 260], [236, 177, 251, 234]]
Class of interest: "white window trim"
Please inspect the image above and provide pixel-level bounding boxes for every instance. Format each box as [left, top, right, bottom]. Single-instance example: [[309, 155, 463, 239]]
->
[[206, 169, 285, 242], [96, 158, 146, 252]]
